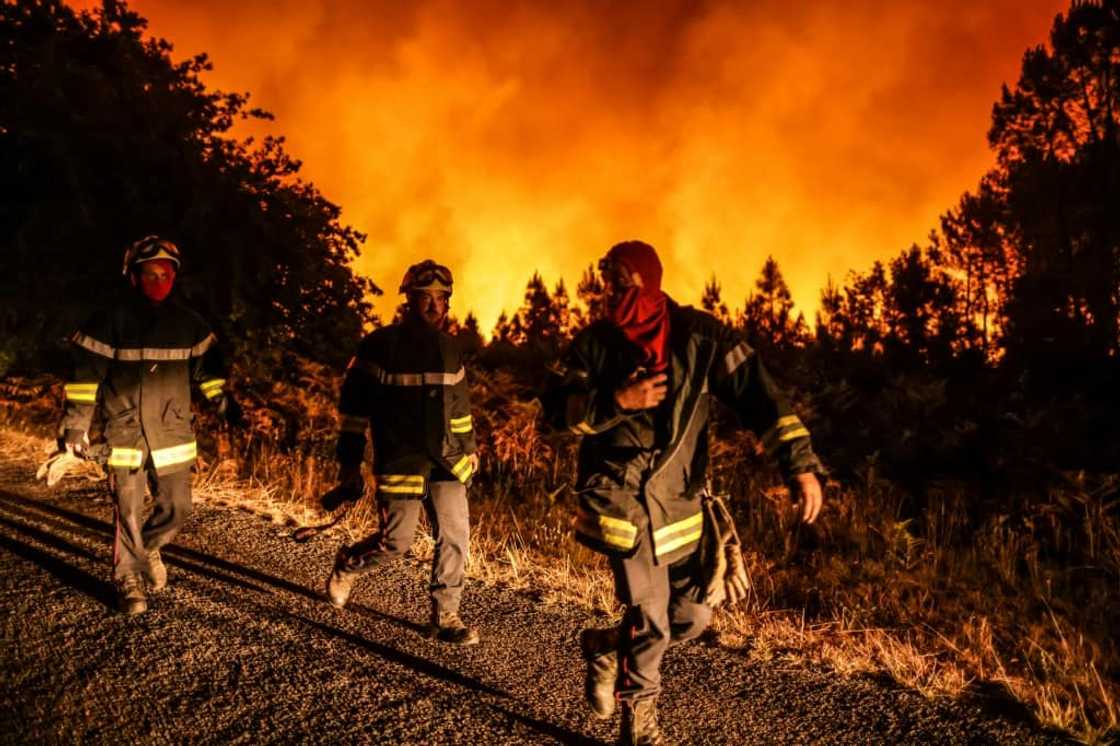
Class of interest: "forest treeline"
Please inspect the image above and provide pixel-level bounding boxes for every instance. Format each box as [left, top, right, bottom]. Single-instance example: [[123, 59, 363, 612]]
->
[[2, 1, 1117, 490]]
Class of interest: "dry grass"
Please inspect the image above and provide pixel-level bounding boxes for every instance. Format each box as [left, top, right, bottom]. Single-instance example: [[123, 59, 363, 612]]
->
[[2, 366, 1117, 743]]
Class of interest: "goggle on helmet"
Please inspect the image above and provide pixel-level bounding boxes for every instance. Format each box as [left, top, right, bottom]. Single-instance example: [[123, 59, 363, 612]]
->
[[122, 236, 182, 276], [400, 260, 453, 295]]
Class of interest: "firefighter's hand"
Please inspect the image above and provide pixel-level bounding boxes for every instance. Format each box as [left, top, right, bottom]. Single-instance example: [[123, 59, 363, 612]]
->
[[791, 472, 823, 524], [467, 453, 480, 477], [614, 372, 668, 411], [217, 395, 246, 428]]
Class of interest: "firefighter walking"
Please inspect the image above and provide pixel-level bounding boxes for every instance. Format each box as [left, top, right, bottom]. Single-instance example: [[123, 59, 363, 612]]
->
[[324, 260, 480, 646], [543, 241, 825, 745], [49, 237, 240, 614]]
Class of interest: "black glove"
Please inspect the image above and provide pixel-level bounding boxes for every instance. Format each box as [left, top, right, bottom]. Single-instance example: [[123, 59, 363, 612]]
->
[[217, 395, 246, 428], [321, 481, 363, 512]]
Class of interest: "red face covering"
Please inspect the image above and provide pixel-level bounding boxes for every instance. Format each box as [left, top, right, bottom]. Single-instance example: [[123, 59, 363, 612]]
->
[[605, 241, 671, 372], [137, 260, 176, 303]]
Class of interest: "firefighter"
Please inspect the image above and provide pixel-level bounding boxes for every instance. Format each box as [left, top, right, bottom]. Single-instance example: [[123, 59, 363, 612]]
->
[[542, 241, 825, 745], [324, 259, 480, 646], [56, 236, 240, 614]]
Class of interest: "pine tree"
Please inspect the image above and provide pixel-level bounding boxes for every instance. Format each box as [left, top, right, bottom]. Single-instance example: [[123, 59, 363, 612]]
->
[[701, 275, 731, 324]]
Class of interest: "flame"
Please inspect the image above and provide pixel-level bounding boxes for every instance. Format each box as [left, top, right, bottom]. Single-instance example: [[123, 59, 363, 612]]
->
[[77, 0, 1066, 332]]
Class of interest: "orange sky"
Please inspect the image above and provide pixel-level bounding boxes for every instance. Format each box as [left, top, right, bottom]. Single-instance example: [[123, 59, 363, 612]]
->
[[76, 1, 1067, 331]]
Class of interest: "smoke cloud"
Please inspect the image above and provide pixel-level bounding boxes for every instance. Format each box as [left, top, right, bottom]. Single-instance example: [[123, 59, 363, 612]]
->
[[77, 0, 1067, 331]]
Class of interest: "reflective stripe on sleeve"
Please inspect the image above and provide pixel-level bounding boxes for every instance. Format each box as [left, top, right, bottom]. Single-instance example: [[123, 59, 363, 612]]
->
[[723, 342, 753, 376], [761, 415, 811, 454], [199, 378, 226, 400], [574, 509, 638, 551], [339, 414, 367, 435], [653, 512, 704, 557], [64, 382, 99, 403], [449, 414, 473, 434], [190, 333, 217, 357], [570, 421, 596, 435], [376, 474, 426, 495], [71, 332, 115, 359], [107, 447, 144, 469], [450, 455, 474, 483], [151, 441, 197, 470]]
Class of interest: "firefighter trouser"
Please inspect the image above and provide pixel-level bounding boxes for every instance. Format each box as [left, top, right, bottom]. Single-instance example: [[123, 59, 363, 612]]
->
[[342, 481, 469, 615], [110, 466, 192, 580], [610, 538, 712, 702]]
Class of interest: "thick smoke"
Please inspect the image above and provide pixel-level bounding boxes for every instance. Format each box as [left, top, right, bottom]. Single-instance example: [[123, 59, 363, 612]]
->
[[83, 0, 1065, 330]]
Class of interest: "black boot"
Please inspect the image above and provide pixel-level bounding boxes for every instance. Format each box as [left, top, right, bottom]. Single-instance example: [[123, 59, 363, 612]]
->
[[620, 698, 665, 746], [326, 546, 360, 608], [115, 573, 147, 615], [580, 626, 619, 719]]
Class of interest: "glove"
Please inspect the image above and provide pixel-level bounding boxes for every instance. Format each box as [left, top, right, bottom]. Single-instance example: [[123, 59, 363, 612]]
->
[[699, 491, 750, 608], [217, 395, 246, 428], [36, 445, 84, 487]]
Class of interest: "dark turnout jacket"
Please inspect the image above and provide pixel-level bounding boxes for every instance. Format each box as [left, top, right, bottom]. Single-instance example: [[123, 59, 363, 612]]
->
[[336, 316, 477, 497], [542, 301, 824, 565], [62, 295, 227, 475]]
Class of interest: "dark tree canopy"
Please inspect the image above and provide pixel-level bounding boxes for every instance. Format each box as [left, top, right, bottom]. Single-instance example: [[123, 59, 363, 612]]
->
[[0, 0, 379, 373]]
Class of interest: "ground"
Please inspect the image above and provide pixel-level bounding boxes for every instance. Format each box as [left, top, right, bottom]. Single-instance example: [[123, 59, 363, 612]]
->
[[0, 452, 1068, 745]]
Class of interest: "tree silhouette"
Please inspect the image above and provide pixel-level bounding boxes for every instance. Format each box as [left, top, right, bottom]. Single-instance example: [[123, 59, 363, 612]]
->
[[0, 1, 378, 373], [700, 275, 731, 324], [575, 263, 605, 325], [739, 256, 809, 356], [971, 0, 1119, 373]]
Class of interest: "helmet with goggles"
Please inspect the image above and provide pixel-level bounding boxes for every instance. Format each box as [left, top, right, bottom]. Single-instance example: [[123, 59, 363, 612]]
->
[[122, 236, 181, 276], [400, 259, 453, 295]]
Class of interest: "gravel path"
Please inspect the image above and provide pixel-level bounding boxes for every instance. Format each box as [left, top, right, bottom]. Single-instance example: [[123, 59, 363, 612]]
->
[[0, 454, 1068, 745]]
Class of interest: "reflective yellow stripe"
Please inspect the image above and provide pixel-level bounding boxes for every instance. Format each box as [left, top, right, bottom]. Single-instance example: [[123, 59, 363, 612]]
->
[[574, 510, 638, 550], [64, 383, 99, 403], [151, 441, 197, 470], [339, 414, 367, 435], [778, 427, 810, 442], [108, 447, 144, 469], [377, 484, 427, 495], [199, 378, 225, 399], [379, 475, 425, 485], [376, 474, 426, 495], [449, 414, 473, 434], [762, 415, 810, 452], [653, 512, 704, 557], [570, 421, 596, 435], [450, 455, 473, 483]]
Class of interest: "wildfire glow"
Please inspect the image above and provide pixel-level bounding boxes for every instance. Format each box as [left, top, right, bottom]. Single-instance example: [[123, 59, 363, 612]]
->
[[75, 0, 1066, 332]]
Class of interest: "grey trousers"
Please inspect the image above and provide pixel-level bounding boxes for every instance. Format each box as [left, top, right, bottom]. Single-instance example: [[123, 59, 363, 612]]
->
[[610, 539, 712, 702], [110, 466, 192, 580], [342, 480, 470, 615]]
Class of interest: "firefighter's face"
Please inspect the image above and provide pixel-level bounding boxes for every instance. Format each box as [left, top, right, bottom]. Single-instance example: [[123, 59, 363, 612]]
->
[[599, 258, 642, 309], [409, 289, 450, 327]]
